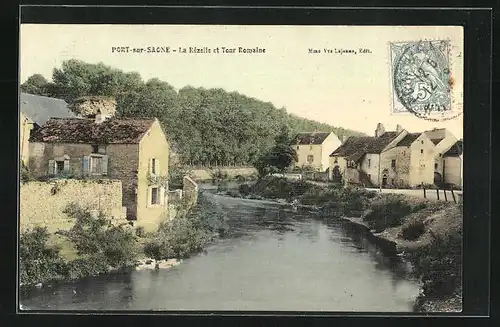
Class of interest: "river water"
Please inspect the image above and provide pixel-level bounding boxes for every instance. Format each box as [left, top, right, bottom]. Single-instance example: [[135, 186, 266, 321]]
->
[[20, 189, 421, 312]]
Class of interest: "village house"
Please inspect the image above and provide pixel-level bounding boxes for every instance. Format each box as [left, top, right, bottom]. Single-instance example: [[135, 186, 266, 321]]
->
[[423, 128, 458, 185], [290, 131, 341, 172], [27, 96, 171, 232], [442, 140, 463, 189], [20, 92, 77, 166], [329, 123, 459, 188]]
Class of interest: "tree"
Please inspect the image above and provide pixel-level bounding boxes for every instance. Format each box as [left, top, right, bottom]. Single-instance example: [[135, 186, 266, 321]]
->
[[20, 74, 50, 96]]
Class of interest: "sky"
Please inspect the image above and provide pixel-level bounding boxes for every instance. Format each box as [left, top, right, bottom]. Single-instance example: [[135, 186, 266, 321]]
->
[[19, 24, 463, 138]]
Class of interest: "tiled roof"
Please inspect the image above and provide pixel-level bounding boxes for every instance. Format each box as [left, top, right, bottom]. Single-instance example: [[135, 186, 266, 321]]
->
[[396, 133, 421, 147], [29, 117, 156, 144], [20, 93, 77, 126], [443, 140, 463, 157], [291, 132, 332, 145], [430, 138, 444, 145], [330, 131, 400, 161], [330, 136, 374, 161], [364, 131, 399, 153]]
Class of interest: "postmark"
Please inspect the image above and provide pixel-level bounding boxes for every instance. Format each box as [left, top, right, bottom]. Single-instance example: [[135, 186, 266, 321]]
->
[[390, 40, 462, 122]]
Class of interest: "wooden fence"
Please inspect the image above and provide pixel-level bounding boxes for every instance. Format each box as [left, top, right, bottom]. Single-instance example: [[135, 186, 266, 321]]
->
[[422, 183, 461, 204]]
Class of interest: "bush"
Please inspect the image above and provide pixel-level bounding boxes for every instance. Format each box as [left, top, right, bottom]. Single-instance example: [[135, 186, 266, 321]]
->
[[211, 169, 229, 182], [363, 194, 426, 232], [19, 226, 68, 286], [169, 164, 191, 189], [60, 204, 138, 269], [238, 183, 252, 196], [401, 220, 426, 241], [144, 194, 228, 260], [65, 253, 110, 280], [20, 162, 35, 183], [407, 229, 462, 298]]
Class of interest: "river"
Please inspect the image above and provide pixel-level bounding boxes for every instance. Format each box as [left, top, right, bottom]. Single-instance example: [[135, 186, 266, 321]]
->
[[20, 188, 421, 312]]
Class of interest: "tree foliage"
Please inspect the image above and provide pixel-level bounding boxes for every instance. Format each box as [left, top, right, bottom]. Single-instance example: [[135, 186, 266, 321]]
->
[[22, 60, 365, 166]]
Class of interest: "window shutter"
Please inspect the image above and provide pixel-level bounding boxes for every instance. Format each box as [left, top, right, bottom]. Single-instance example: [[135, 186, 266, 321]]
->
[[48, 160, 55, 175], [83, 156, 90, 176], [102, 155, 108, 175], [64, 159, 70, 172]]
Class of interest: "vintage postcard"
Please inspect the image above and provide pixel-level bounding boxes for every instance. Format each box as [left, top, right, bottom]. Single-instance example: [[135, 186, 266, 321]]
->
[[19, 24, 463, 313]]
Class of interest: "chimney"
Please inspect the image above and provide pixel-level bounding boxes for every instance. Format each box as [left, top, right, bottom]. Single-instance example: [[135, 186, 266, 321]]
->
[[396, 124, 403, 133], [375, 123, 385, 137]]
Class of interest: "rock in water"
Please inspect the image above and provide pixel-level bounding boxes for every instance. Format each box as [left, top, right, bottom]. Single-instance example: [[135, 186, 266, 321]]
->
[[34, 283, 42, 288]]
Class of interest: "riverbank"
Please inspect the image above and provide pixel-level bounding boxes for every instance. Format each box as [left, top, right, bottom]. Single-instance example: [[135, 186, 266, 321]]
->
[[19, 193, 228, 293], [221, 176, 462, 312]]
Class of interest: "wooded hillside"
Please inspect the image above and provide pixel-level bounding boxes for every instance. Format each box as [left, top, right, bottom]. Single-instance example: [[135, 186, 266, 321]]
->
[[21, 59, 365, 166]]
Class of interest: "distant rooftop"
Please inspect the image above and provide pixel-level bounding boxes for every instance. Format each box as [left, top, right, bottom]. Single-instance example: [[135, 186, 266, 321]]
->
[[291, 132, 332, 145], [20, 93, 78, 126]]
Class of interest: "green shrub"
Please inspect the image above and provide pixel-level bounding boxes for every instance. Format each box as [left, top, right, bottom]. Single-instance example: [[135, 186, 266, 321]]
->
[[144, 194, 228, 260], [19, 226, 68, 286], [60, 204, 138, 269], [169, 164, 191, 189], [401, 220, 426, 241], [363, 194, 424, 232], [65, 253, 110, 280], [407, 229, 462, 298], [239, 183, 252, 196]]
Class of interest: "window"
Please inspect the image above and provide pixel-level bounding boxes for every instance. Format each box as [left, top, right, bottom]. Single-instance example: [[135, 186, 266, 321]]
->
[[307, 155, 314, 163], [151, 158, 156, 175], [421, 140, 424, 144], [368, 159, 371, 167], [367, 174, 371, 180], [309, 146, 313, 151], [391, 159, 396, 169], [92, 145, 99, 153], [420, 149, 424, 154], [439, 153, 442, 157], [391, 179, 395, 185], [296, 146, 299, 150], [90, 156, 103, 174], [55, 161, 64, 173], [434, 162, 438, 169], [151, 187, 158, 205]]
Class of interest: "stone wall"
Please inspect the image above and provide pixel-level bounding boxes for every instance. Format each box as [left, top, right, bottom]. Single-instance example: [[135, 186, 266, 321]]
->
[[188, 167, 257, 181], [69, 96, 117, 117], [20, 179, 127, 233], [29, 142, 141, 220]]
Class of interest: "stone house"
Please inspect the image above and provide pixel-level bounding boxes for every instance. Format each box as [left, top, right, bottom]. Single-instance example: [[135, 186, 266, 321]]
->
[[329, 123, 443, 188], [20, 92, 77, 166], [28, 109, 171, 232], [442, 140, 463, 189], [423, 128, 458, 185], [290, 131, 341, 172]]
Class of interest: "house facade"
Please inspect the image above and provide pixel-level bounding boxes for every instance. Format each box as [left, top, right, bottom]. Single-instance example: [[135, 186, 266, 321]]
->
[[329, 123, 450, 188], [423, 128, 458, 185], [442, 140, 463, 189], [20, 92, 77, 166], [291, 131, 341, 172], [28, 113, 170, 232]]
